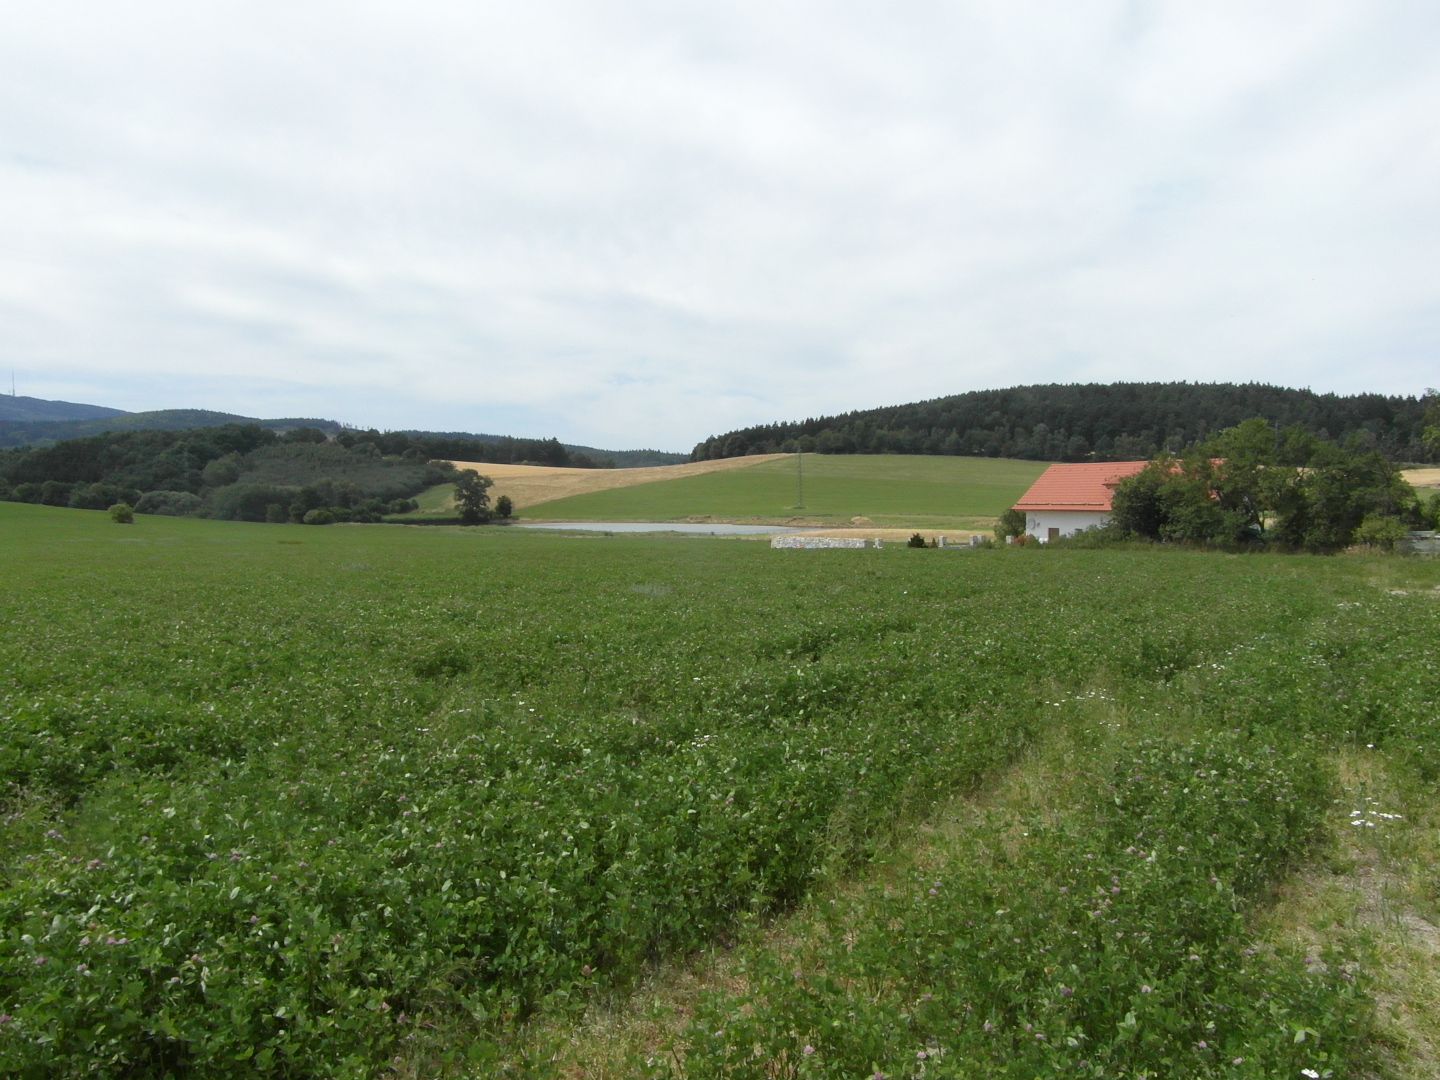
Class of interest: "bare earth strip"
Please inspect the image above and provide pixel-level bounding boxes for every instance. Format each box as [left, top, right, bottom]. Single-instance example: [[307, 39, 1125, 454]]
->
[[793, 527, 991, 544], [446, 455, 787, 512]]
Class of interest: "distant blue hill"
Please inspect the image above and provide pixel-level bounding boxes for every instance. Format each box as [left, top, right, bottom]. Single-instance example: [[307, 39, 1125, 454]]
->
[[0, 408, 340, 449], [0, 396, 686, 466], [0, 395, 129, 423]]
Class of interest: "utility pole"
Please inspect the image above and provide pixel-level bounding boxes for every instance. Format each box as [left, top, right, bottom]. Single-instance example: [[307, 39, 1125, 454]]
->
[[796, 450, 805, 509]]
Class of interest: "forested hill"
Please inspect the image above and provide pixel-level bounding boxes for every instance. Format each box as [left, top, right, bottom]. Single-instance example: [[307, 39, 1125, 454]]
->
[[0, 424, 657, 521], [0, 408, 342, 449], [0, 399, 686, 465], [0, 425, 608, 495], [0, 394, 127, 423], [691, 383, 1436, 464]]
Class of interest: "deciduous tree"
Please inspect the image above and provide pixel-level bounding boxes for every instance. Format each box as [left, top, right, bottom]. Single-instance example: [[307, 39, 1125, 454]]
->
[[454, 469, 493, 525]]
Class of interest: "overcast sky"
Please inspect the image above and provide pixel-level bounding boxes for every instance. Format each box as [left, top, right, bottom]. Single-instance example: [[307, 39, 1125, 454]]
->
[[1, 1, 1437, 451]]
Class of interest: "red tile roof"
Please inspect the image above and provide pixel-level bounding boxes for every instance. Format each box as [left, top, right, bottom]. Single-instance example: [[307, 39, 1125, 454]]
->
[[1013, 461, 1150, 512]]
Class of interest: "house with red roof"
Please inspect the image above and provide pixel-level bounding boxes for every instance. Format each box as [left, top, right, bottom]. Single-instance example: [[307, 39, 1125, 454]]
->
[[1012, 461, 1149, 542]]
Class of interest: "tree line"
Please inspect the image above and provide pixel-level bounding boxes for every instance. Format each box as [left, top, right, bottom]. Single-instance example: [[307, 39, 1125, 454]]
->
[[0, 423, 609, 490], [329, 429, 614, 469], [692, 382, 1436, 464], [0, 424, 545, 524]]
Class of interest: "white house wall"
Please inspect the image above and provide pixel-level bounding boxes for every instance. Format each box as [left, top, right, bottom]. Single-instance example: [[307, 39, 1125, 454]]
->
[[1025, 511, 1108, 541]]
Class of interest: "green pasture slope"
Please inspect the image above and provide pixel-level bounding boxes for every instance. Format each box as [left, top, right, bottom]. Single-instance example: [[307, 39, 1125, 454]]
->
[[411, 481, 457, 515], [2, 501, 1439, 1077], [524, 453, 1049, 524]]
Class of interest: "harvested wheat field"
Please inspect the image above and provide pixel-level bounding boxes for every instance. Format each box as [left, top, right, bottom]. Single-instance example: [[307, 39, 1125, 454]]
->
[[1403, 467, 1440, 494], [446, 454, 785, 512]]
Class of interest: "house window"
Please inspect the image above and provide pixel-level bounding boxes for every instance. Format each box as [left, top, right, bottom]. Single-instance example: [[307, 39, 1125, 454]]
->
[[1048, 528, 1059, 542]]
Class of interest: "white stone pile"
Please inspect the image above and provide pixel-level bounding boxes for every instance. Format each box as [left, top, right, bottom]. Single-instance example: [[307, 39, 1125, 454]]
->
[[770, 536, 877, 549]]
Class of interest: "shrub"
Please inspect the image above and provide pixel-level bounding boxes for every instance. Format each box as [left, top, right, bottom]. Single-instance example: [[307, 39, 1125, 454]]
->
[[135, 490, 205, 517], [286, 479, 363, 522], [1109, 456, 1245, 544], [280, 426, 329, 444], [1156, 470, 1238, 543], [264, 503, 288, 524], [335, 498, 388, 524], [907, 532, 927, 548], [199, 454, 244, 489], [569, 453, 616, 469], [1047, 524, 1130, 549], [495, 495, 514, 519], [302, 507, 336, 525], [40, 480, 74, 506], [1424, 492, 1440, 530], [67, 483, 142, 511], [107, 503, 134, 524], [1110, 461, 1167, 538], [995, 507, 1026, 541], [1354, 512, 1408, 551], [209, 483, 299, 522], [67, 485, 108, 511]]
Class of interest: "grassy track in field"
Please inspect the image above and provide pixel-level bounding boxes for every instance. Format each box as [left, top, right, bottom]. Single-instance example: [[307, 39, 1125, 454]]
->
[[412, 481, 456, 513], [3, 500, 1440, 1077], [520, 453, 1049, 523]]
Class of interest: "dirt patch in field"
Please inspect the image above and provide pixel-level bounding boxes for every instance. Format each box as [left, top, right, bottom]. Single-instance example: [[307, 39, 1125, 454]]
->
[[446, 455, 787, 511], [1402, 468, 1440, 492], [1261, 750, 1440, 1080]]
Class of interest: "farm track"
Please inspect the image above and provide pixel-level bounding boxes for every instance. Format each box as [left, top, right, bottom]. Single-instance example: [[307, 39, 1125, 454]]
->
[[1265, 751, 1440, 1080], [540, 714, 1102, 1078], [543, 710, 1440, 1079]]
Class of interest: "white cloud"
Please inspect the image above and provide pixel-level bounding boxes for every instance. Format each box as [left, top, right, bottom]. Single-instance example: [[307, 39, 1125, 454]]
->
[[1, 0, 1436, 450]]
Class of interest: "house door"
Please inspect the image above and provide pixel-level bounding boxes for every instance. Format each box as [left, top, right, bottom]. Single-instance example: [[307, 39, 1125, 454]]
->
[[1047, 528, 1059, 542]]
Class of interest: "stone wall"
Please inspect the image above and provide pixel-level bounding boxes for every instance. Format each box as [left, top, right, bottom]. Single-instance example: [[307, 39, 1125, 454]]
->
[[1401, 531, 1440, 555], [770, 536, 876, 549]]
